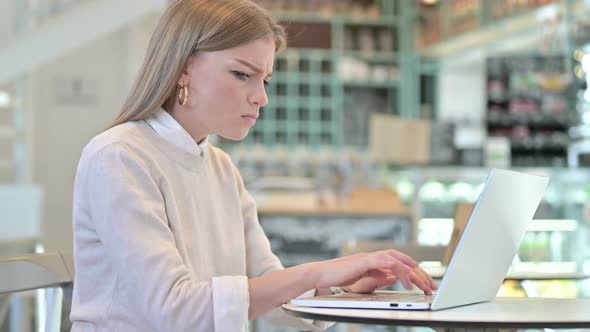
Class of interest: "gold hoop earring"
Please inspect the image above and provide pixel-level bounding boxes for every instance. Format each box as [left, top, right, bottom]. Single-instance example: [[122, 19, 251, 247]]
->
[[178, 85, 188, 106]]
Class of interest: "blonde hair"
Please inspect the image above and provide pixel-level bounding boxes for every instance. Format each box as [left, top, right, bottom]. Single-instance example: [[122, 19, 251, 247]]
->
[[109, 0, 286, 128]]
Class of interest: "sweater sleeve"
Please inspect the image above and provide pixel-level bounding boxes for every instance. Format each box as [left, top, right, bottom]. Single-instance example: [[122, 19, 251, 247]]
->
[[83, 143, 249, 332], [234, 165, 334, 331]]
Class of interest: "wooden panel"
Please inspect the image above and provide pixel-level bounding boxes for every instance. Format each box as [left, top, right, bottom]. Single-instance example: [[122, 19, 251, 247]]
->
[[257, 187, 410, 217], [281, 22, 332, 49], [443, 202, 475, 265]]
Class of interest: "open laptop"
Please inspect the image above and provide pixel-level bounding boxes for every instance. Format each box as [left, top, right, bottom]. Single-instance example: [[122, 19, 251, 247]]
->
[[291, 169, 549, 310]]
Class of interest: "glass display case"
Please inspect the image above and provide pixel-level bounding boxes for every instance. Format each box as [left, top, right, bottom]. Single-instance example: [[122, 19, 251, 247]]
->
[[387, 166, 590, 298], [486, 54, 573, 168]]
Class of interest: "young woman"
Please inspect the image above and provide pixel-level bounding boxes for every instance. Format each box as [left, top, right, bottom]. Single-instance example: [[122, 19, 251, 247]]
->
[[71, 0, 436, 331]]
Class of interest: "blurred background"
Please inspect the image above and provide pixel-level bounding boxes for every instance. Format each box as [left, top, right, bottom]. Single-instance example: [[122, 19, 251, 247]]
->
[[2, 0, 590, 331]]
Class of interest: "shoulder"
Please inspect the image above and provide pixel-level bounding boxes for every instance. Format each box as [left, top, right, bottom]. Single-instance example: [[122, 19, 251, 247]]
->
[[208, 144, 233, 165], [79, 121, 157, 167], [207, 143, 241, 173], [207, 143, 242, 178]]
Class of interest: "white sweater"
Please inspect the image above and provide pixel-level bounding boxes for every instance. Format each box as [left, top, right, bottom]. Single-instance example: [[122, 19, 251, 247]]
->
[[71, 109, 328, 332]]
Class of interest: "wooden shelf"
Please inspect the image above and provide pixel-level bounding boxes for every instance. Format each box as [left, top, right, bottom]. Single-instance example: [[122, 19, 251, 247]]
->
[[257, 188, 411, 217], [274, 12, 399, 27], [342, 79, 399, 89]]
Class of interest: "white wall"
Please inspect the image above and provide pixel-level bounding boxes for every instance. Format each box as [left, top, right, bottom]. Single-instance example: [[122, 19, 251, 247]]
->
[[126, 14, 159, 89], [32, 28, 129, 252], [0, 0, 14, 44], [30, 15, 159, 253]]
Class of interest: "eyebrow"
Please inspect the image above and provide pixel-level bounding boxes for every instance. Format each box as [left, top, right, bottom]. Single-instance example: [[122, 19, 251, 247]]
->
[[234, 59, 273, 78]]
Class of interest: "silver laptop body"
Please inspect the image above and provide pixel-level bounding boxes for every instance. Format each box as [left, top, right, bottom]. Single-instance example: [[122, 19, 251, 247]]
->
[[291, 169, 549, 310]]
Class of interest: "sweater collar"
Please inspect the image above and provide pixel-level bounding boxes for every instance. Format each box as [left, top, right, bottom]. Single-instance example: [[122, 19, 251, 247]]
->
[[145, 108, 208, 158]]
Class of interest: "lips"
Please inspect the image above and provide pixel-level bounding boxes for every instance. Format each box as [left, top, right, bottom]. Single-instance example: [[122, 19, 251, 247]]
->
[[242, 114, 258, 126]]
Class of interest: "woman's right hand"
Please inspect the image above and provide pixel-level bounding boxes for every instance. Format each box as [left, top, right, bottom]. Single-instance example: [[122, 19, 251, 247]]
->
[[308, 250, 435, 295]]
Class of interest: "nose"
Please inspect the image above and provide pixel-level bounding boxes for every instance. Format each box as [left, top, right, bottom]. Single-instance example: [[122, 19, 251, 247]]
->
[[249, 82, 269, 107]]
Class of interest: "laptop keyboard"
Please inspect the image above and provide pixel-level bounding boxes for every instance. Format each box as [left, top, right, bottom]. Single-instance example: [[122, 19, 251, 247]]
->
[[355, 292, 435, 303]]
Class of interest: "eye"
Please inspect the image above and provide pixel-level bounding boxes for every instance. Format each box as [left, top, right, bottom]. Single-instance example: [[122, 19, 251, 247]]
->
[[263, 80, 270, 87], [232, 70, 250, 81]]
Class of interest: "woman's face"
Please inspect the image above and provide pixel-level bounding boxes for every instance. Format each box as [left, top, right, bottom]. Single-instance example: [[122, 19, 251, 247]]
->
[[172, 36, 275, 143]]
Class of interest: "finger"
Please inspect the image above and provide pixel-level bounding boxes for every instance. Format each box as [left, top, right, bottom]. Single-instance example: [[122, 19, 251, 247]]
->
[[369, 252, 409, 272], [368, 270, 398, 282], [413, 268, 432, 295], [400, 275, 413, 290], [366, 272, 399, 292], [376, 274, 398, 289], [413, 266, 437, 290], [413, 267, 432, 290], [365, 253, 413, 289], [428, 272, 438, 290], [410, 271, 432, 295], [365, 254, 398, 271], [380, 249, 419, 268], [363, 270, 394, 292], [417, 267, 438, 290], [367, 268, 390, 279], [387, 262, 413, 289]]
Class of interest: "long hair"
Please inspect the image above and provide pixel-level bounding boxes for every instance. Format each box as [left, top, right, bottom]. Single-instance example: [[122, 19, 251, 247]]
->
[[109, 0, 286, 128]]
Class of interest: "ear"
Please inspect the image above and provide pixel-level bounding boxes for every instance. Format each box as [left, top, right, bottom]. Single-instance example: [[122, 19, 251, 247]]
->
[[177, 56, 196, 86]]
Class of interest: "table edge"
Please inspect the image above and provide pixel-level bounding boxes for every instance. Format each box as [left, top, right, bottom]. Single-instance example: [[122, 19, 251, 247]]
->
[[282, 304, 590, 329]]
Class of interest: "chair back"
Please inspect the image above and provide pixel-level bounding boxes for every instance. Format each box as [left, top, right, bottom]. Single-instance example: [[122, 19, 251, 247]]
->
[[0, 252, 73, 294], [0, 252, 73, 332]]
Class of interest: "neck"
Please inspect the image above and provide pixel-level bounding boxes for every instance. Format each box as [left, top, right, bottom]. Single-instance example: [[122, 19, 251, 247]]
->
[[166, 105, 208, 144]]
